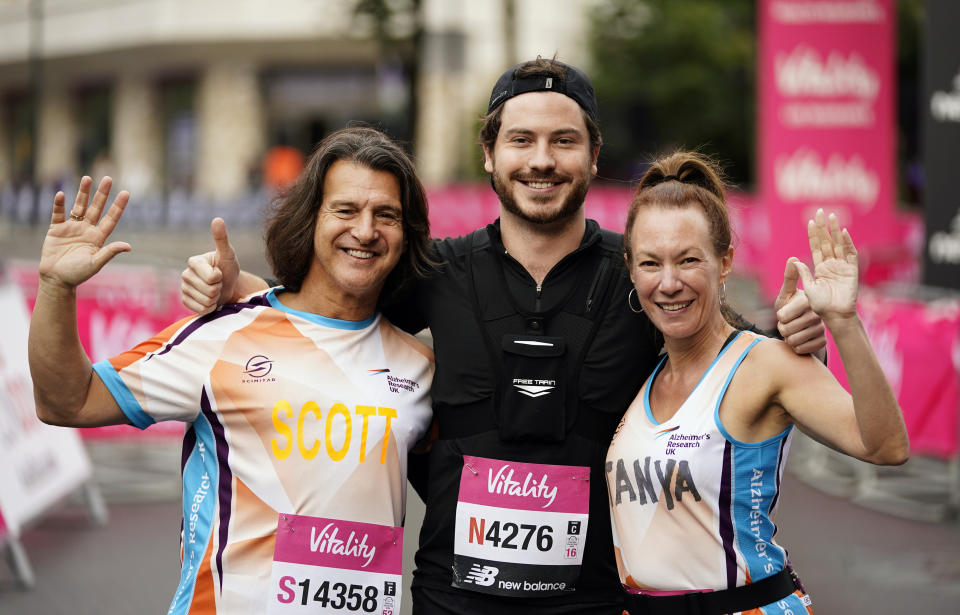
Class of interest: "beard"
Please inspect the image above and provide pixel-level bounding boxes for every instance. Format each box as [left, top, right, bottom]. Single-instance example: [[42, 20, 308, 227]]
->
[[492, 166, 591, 226]]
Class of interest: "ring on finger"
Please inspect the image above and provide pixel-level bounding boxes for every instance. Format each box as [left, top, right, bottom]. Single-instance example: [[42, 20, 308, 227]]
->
[[69, 213, 84, 221]]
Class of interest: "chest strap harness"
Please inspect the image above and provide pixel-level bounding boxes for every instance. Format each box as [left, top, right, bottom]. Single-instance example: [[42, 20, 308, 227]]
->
[[435, 227, 620, 442]]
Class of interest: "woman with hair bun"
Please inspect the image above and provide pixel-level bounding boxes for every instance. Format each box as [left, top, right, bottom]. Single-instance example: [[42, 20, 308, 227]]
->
[[606, 151, 909, 615]]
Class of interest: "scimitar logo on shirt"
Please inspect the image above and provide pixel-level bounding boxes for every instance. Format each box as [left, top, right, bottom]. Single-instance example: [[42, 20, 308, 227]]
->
[[512, 378, 556, 398], [242, 354, 276, 383]]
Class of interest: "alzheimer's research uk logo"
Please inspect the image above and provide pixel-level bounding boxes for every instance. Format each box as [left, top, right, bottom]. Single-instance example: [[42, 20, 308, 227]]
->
[[488, 464, 558, 508], [512, 378, 556, 398], [464, 564, 499, 587], [369, 368, 421, 394], [242, 355, 275, 383], [310, 523, 377, 568]]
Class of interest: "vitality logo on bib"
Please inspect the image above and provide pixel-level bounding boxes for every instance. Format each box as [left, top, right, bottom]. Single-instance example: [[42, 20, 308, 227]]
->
[[464, 564, 499, 587]]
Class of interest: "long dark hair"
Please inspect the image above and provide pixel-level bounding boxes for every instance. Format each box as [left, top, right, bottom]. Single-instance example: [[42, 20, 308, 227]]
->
[[264, 126, 438, 306]]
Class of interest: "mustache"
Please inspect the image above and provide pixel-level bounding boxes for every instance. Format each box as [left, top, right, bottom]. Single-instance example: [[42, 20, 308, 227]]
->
[[511, 173, 571, 183]]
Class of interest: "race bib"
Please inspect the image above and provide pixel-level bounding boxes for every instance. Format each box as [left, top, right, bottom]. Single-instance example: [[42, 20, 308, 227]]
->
[[269, 514, 403, 615], [452, 455, 589, 597]]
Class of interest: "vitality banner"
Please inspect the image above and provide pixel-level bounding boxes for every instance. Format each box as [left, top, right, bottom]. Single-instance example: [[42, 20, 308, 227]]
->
[[757, 0, 897, 298]]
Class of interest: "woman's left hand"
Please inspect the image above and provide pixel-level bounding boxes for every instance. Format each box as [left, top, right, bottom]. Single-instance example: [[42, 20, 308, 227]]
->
[[789, 208, 858, 324]]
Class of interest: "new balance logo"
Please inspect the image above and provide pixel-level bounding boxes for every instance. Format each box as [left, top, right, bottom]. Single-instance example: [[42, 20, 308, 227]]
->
[[464, 564, 499, 587]]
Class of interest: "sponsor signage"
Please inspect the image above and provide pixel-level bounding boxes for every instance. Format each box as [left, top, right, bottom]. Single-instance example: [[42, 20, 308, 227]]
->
[[0, 284, 93, 536], [921, 1, 960, 289], [757, 0, 898, 298], [825, 290, 960, 458], [268, 515, 403, 614], [452, 456, 589, 597]]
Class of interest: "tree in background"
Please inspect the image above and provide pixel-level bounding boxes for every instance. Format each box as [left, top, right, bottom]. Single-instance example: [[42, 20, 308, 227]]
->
[[589, 0, 755, 186], [353, 0, 424, 150], [588, 0, 923, 201]]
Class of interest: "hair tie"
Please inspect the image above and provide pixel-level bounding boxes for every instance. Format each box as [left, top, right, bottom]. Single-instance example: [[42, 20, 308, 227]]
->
[[662, 174, 681, 182]]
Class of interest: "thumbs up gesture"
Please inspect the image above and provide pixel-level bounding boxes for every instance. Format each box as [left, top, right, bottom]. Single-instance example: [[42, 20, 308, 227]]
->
[[773, 215, 834, 356], [180, 217, 239, 314]]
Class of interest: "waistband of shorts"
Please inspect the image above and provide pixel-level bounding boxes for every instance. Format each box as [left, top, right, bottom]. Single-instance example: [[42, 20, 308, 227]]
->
[[622, 568, 798, 615]]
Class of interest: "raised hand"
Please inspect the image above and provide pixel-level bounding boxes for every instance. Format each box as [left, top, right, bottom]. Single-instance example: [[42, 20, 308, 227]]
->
[[180, 217, 239, 314], [38, 176, 131, 290], [790, 209, 859, 324]]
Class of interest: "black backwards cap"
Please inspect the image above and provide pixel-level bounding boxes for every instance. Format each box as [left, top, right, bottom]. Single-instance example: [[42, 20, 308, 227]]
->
[[487, 61, 599, 122]]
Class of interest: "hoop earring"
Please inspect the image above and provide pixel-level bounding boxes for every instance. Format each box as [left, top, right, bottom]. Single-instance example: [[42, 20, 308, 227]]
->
[[628, 288, 644, 314], [719, 282, 726, 306]]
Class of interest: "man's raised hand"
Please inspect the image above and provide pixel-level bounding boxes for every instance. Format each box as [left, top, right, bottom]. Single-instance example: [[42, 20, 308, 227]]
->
[[39, 176, 131, 290]]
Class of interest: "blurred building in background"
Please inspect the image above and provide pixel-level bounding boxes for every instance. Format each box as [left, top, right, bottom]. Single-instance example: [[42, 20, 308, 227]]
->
[[0, 0, 597, 209]]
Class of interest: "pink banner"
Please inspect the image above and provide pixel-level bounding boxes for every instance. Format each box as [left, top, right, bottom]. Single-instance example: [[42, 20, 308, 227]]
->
[[273, 515, 403, 574], [5, 261, 188, 439], [757, 0, 898, 299], [825, 291, 960, 459], [458, 455, 590, 513]]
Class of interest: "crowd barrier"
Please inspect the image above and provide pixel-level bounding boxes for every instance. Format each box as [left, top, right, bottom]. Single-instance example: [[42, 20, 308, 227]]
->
[[790, 285, 960, 522], [0, 281, 108, 588]]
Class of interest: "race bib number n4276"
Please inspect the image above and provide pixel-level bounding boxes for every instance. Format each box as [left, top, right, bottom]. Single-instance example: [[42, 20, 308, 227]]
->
[[452, 456, 589, 597]]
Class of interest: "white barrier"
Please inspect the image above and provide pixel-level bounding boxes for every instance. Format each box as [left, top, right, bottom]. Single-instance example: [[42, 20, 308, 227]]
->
[[0, 283, 105, 587]]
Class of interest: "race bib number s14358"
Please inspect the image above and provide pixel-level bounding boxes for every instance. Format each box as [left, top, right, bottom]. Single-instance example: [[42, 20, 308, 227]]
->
[[268, 515, 403, 614]]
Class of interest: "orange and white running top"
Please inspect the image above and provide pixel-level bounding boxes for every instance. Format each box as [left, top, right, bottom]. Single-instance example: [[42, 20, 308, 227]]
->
[[93, 288, 434, 614], [606, 331, 813, 614]]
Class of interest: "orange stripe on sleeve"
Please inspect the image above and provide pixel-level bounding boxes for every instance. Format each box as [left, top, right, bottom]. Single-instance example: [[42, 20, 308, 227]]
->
[[108, 316, 196, 372]]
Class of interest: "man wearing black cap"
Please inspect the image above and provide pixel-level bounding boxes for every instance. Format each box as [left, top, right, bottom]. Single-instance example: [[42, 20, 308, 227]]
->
[[179, 57, 826, 614], [395, 57, 650, 614]]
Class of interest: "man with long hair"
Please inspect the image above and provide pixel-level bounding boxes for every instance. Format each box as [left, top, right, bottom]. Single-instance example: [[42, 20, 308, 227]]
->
[[30, 127, 436, 614]]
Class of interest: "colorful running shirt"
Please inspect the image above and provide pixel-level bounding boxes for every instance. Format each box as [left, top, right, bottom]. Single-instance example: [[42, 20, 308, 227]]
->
[[605, 331, 813, 614], [93, 288, 434, 615]]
